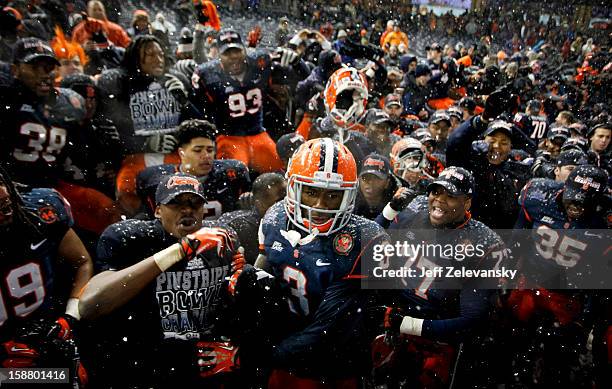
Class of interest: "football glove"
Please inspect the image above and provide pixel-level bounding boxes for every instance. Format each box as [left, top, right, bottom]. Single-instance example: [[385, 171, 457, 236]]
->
[[148, 134, 178, 154], [389, 187, 418, 213], [1, 340, 39, 368], [180, 227, 236, 261], [196, 341, 239, 378]]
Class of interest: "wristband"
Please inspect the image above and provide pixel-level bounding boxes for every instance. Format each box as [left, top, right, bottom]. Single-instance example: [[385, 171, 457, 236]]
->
[[153, 243, 183, 272], [65, 298, 81, 320], [383, 203, 400, 221], [399, 316, 424, 336]]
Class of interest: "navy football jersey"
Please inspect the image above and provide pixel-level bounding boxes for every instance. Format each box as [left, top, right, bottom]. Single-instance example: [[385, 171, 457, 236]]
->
[[514, 112, 549, 144], [515, 178, 609, 288], [0, 188, 73, 339], [136, 159, 250, 219], [386, 207, 507, 342], [191, 51, 272, 136], [259, 201, 389, 376], [0, 82, 86, 187]]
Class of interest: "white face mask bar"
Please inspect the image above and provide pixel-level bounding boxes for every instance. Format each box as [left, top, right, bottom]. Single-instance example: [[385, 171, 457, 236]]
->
[[284, 175, 357, 236]]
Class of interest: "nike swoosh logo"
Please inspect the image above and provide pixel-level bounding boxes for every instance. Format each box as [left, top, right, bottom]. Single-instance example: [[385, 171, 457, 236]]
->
[[584, 232, 601, 238], [316, 259, 331, 267], [30, 239, 47, 250], [217, 187, 229, 194], [10, 346, 30, 352]]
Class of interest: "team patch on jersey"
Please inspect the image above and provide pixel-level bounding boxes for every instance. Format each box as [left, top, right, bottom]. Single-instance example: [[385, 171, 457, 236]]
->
[[38, 206, 58, 223], [226, 169, 237, 180], [333, 233, 354, 255]]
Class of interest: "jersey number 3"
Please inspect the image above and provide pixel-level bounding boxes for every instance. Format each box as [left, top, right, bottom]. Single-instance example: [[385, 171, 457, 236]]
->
[[13, 123, 67, 163], [0, 263, 46, 326], [228, 89, 262, 118]]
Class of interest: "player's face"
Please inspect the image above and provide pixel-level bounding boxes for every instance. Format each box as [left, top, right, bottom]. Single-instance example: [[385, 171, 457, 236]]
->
[[155, 193, 205, 238], [428, 122, 449, 142], [562, 200, 585, 220], [0, 185, 14, 227], [180, 137, 215, 177], [301, 186, 344, 225], [59, 56, 83, 78], [359, 174, 389, 205], [554, 165, 576, 182], [484, 132, 512, 165], [591, 128, 611, 153], [139, 41, 165, 77], [545, 139, 563, 158], [384, 105, 402, 121], [450, 116, 461, 130], [88, 1, 106, 20], [428, 186, 470, 227], [220, 48, 247, 76], [366, 123, 390, 145], [13, 59, 57, 97]]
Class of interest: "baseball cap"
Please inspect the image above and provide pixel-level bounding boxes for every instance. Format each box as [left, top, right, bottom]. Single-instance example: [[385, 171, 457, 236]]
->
[[365, 109, 393, 126], [547, 126, 570, 143], [218, 29, 244, 54], [415, 64, 431, 78], [427, 166, 474, 197], [526, 99, 542, 112], [155, 173, 206, 205], [562, 165, 608, 204], [561, 137, 588, 152], [385, 93, 402, 108], [483, 120, 513, 138], [276, 133, 305, 162], [412, 128, 434, 144], [447, 106, 463, 121], [556, 150, 588, 167], [360, 154, 391, 179], [429, 110, 451, 126], [426, 42, 442, 52], [13, 37, 59, 65], [587, 122, 611, 139]]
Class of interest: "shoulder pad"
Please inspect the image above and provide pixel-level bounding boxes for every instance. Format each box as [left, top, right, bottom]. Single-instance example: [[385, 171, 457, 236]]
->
[[248, 50, 271, 69], [55, 88, 86, 119], [194, 60, 223, 86], [520, 178, 561, 208], [214, 159, 249, 178], [21, 188, 74, 227]]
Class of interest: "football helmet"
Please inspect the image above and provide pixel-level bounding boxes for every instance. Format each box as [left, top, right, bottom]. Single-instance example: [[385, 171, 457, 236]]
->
[[390, 138, 426, 177], [324, 66, 368, 131], [285, 138, 358, 235]]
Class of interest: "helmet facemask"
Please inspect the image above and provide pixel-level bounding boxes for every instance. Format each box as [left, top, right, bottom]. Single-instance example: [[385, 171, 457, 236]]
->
[[285, 172, 358, 236]]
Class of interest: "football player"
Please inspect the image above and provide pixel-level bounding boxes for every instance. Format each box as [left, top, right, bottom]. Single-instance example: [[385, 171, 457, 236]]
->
[[509, 165, 609, 386], [373, 166, 508, 388], [513, 99, 549, 143], [254, 138, 389, 387], [191, 28, 309, 173], [79, 172, 242, 387], [0, 167, 92, 386], [389, 137, 444, 192], [136, 119, 250, 219]]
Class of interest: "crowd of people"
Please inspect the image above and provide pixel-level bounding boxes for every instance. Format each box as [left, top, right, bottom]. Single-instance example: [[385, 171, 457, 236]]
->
[[0, 0, 610, 388]]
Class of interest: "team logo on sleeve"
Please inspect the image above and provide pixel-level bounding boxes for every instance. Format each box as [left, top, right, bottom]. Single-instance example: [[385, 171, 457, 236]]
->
[[38, 206, 58, 223], [333, 233, 354, 255]]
